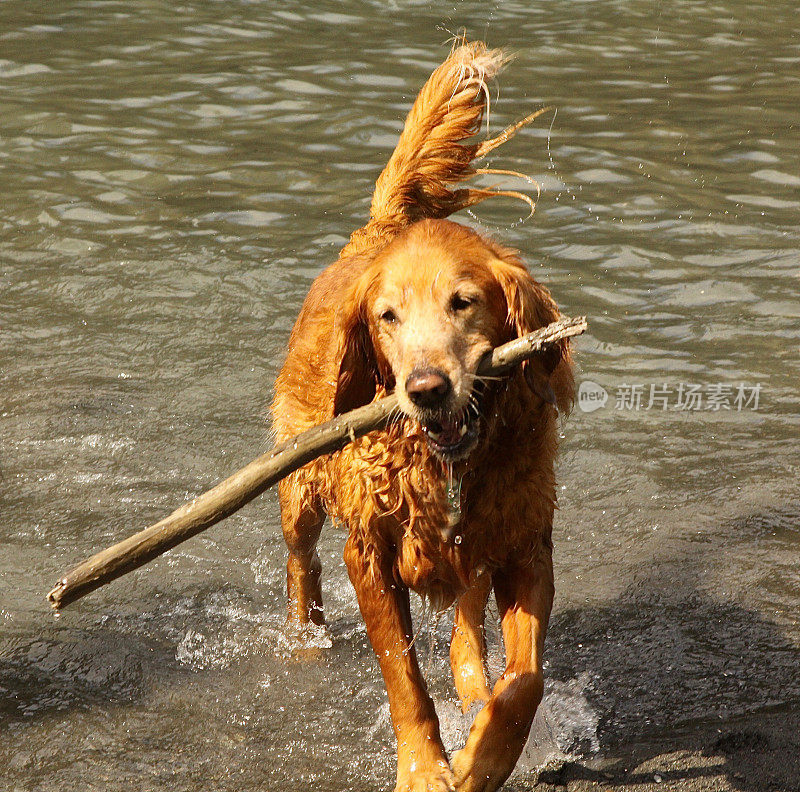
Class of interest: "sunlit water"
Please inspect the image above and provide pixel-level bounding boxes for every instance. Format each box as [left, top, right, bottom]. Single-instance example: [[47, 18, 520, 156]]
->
[[2, 2, 799, 790]]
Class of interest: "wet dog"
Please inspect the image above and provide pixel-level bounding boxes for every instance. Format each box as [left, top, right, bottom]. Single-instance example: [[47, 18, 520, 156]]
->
[[272, 41, 573, 792]]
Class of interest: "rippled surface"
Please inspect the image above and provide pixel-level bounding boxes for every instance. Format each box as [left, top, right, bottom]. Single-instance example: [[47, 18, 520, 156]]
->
[[2, 2, 799, 790]]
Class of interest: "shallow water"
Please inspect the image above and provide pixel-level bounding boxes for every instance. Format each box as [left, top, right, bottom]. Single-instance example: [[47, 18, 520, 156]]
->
[[2, 1, 799, 790]]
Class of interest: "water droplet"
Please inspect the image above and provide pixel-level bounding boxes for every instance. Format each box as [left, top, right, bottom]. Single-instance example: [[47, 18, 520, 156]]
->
[[444, 461, 463, 528]]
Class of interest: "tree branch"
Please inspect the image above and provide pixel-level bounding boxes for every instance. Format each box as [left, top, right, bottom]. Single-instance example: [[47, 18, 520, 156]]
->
[[47, 315, 587, 610]]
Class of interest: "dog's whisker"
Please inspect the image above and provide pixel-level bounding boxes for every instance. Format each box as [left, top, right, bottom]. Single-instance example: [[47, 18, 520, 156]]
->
[[389, 405, 407, 430], [469, 373, 505, 383]]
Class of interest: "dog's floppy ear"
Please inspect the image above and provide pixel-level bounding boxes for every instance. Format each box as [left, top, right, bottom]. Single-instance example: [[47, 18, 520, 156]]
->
[[333, 277, 380, 417], [489, 255, 572, 412]]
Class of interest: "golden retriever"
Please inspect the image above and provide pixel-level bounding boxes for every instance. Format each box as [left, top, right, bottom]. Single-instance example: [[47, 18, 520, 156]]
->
[[271, 41, 574, 792]]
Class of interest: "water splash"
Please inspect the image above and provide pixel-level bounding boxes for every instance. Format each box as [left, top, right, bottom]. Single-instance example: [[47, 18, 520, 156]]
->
[[437, 672, 600, 782], [516, 672, 601, 774], [175, 628, 249, 670], [423, 608, 447, 676], [276, 620, 333, 657]]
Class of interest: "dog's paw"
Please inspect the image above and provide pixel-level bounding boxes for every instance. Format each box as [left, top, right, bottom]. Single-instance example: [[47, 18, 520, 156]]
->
[[395, 761, 455, 792], [280, 619, 332, 657], [451, 744, 517, 792]]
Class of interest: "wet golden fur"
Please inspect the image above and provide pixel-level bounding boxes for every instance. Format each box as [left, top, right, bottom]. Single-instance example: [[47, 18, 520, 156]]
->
[[271, 42, 574, 792]]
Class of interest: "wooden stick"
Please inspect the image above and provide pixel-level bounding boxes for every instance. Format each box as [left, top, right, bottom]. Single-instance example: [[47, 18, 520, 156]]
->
[[47, 316, 587, 610]]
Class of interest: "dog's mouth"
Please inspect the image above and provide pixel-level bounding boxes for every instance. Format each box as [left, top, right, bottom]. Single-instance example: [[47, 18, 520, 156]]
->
[[419, 393, 482, 460]]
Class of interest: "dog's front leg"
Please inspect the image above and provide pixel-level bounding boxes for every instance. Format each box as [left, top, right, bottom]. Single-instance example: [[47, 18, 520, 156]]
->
[[344, 534, 454, 792], [451, 546, 554, 792]]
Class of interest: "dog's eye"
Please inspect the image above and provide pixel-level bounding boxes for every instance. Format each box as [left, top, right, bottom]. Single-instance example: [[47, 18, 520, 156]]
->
[[449, 293, 475, 312], [380, 308, 398, 325]]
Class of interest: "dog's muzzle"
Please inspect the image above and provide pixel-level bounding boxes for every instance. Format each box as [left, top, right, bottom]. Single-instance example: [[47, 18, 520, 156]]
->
[[405, 367, 483, 459], [421, 407, 480, 459]]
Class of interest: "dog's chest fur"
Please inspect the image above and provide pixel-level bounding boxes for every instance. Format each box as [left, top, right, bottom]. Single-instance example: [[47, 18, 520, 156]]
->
[[314, 381, 559, 603]]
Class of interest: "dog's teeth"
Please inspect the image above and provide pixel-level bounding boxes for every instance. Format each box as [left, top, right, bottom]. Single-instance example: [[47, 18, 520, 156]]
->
[[459, 423, 467, 437]]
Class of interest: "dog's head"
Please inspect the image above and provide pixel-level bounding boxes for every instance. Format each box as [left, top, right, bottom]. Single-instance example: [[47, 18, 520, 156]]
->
[[334, 219, 567, 460]]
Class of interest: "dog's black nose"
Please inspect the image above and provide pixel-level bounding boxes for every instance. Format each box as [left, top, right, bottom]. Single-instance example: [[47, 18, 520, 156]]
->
[[405, 368, 452, 408]]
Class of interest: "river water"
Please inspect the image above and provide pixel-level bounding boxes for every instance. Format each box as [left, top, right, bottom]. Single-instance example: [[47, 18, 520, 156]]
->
[[2, 2, 799, 790]]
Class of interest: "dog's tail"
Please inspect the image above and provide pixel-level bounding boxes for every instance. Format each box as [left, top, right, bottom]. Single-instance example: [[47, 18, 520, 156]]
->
[[343, 40, 546, 256]]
